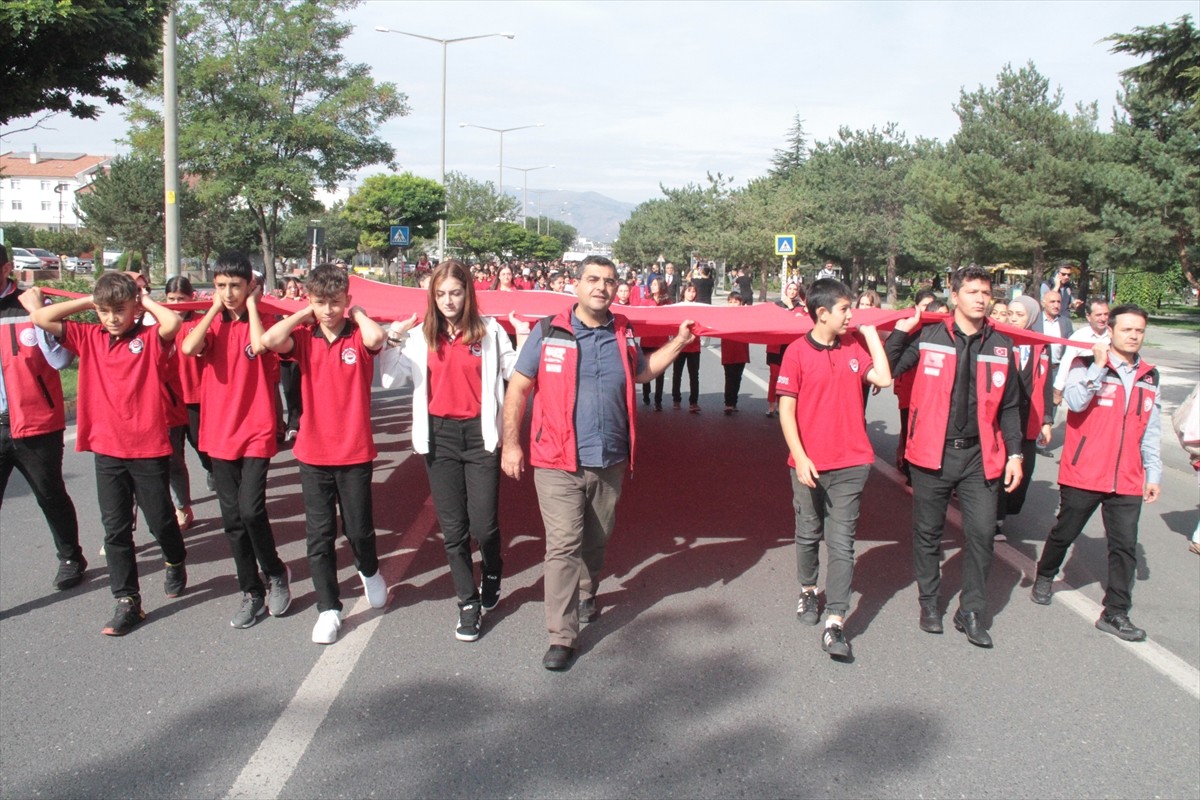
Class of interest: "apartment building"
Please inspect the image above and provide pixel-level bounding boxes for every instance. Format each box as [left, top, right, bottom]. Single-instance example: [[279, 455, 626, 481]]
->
[[0, 149, 112, 230]]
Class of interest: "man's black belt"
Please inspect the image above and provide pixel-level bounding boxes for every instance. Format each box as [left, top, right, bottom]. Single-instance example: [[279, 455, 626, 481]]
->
[[946, 436, 978, 449]]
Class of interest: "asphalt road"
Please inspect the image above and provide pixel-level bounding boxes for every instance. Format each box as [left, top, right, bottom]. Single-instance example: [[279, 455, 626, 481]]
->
[[2, 324, 1198, 799]]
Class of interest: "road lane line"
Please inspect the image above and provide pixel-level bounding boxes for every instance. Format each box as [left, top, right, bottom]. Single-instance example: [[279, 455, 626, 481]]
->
[[874, 458, 1200, 700], [224, 498, 439, 800]]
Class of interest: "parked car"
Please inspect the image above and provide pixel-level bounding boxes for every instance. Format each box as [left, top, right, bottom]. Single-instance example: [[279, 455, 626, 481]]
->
[[26, 247, 62, 268], [9, 247, 42, 268], [63, 256, 95, 273]]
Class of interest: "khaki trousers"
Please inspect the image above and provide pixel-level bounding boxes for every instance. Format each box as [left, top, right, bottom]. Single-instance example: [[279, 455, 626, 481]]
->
[[534, 463, 626, 646]]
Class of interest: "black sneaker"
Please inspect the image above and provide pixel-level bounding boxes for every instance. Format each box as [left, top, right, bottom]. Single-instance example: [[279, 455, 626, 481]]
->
[[822, 624, 852, 660], [163, 562, 187, 598], [456, 603, 481, 642], [54, 557, 88, 590], [1030, 575, 1053, 605], [796, 590, 820, 625], [480, 573, 501, 612], [102, 596, 145, 636], [1096, 613, 1146, 642]]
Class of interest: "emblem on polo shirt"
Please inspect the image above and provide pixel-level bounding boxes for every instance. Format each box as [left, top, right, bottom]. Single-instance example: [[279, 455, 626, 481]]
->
[[244, 344, 257, 360], [992, 371, 1005, 388], [341, 349, 357, 365], [19, 328, 38, 347], [849, 358, 860, 373], [129, 338, 145, 354], [469, 343, 482, 357]]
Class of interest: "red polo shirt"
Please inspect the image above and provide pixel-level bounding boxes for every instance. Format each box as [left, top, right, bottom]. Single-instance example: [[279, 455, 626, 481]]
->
[[776, 333, 874, 472], [176, 314, 204, 404], [290, 322, 380, 466], [61, 320, 173, 459], [427, 333, 484, 420], [197, 311, 279, 460]]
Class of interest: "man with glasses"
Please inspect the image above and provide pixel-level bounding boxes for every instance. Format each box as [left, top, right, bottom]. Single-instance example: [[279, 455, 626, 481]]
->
[[1040, 263, 1080, 315], [1053, 298, 1111, 406]]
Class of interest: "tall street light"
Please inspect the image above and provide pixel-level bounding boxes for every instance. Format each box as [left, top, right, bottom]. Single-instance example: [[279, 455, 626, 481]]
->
[[504, 165, 554, 228], [375, 27, 515, 262], [459, 122, 542, 197]]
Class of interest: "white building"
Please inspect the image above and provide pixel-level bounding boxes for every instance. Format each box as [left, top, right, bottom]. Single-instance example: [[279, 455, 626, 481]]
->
[[0, 150, 112, 230]]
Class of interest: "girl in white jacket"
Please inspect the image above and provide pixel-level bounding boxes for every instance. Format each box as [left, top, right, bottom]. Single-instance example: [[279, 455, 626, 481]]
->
[[379, 260, 529, 642]]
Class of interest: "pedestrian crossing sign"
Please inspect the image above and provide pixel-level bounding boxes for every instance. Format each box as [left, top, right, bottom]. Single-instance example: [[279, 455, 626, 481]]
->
[[775, 235, 795, 256]]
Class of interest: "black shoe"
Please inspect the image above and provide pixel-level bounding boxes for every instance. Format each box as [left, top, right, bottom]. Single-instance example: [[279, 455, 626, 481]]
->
[[953, 609, 993, 648], [1031, 575, 1053, 605], [578, 597, 596, 624], [455, 603, 481, 642], [1095, 613, 1146, 642], [480, 573, 501, 612], [163, 562, 187, 598], [822, 624, 852, 660], [102, 596, 145, 636], [654, 402, 663, 412], [54, 557, 88, 590], [796, 590, 820, 625], [542, 644, 574, 671], [919, 602, 943, 634], [642, 395, 650, 406]]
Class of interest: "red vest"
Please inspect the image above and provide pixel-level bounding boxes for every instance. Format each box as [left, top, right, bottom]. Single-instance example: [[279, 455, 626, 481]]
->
[[529, 309, 639, 472], [1058, 358, 1158, 496], [905, 321, 1013, 480], [0, 291, 67, 438], [1022, 344, 1051, 441]]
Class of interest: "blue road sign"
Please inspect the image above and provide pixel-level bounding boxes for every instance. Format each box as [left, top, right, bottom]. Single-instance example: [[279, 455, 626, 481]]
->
[[775, 234, 795, 256], [389, 226, 411, 247]]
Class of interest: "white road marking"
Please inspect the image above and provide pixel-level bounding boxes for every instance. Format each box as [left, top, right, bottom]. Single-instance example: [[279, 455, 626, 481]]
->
[[874, 458, 1200, 700], [224, 498, 439, 800]]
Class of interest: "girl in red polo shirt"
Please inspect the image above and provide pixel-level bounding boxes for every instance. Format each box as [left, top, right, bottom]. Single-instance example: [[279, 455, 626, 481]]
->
[[639, 277, 672, 410], [672, 282, 704, 412], [766, 281, 806, 417], [380, 260, 530, 643]]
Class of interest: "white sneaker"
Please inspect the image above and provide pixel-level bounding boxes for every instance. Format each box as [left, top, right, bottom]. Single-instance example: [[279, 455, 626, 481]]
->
[[311, 609, 342, 644], [360, 570, 387, 609]]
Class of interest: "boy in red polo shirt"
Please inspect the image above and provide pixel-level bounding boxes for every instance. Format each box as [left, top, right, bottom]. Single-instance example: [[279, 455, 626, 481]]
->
[[180, 251, 291, 630], [721, 292, 751, 414], [775, 278, 891, 660], [261, 265, 388, 645], [31, 272, 189, 636]]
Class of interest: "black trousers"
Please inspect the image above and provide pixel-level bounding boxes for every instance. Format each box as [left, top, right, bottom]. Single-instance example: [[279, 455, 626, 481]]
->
[[1037, 485, 1142, 616], [279, 362, 302, 431], [909, 444, 999, 615], [300, 460, 378, 612], [94, 454, 186, 599], [424, 416, 503, 605], [185, 404, 212, 474], [723, 363, 745, 407], [671, 351, 700, 405], [0, 426, 81, 562], [641, 348, 665, 405], [997, 438, 1038, 523], [211, 456, 284, 597]]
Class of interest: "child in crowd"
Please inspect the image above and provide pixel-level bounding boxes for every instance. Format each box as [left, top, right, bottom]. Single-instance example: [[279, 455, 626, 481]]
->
[[261, 264, 388, 645], [721, 293, 750, 414], [31, 272, 188, 636], [164, 276, 213, 494], [776, 278, 892, 660], [181, 252, 291, 629]]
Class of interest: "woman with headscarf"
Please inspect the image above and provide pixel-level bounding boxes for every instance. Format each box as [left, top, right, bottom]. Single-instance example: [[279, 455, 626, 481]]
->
[[995, 294, 1054, 541]]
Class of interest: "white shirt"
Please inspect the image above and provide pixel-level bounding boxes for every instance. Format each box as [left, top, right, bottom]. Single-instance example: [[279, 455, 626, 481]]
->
[[1052, 325, 1110, 392]]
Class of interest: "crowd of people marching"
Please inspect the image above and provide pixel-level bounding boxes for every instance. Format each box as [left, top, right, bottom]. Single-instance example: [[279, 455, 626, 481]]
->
[[2, 244, 1196, 670]]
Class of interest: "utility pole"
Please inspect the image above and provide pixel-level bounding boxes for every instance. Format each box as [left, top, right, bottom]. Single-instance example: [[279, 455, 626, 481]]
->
[[163, 2, 181, 280]]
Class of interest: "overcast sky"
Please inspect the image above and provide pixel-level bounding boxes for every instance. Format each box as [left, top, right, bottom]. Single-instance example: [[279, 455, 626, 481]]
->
[[2, 0, 1194, 206]]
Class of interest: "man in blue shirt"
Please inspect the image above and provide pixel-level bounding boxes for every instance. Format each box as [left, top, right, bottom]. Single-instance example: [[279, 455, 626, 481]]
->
[[502, 256, 694, 670], [0, 245, 84, 590]]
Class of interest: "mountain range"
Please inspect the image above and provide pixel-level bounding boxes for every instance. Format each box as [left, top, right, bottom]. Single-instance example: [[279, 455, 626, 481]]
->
[[503, 188, 637, 244]]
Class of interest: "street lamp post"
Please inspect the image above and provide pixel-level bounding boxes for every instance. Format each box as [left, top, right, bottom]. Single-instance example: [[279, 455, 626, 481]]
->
[[530, 189, 550, 234], [459, 122, 542, 197], [503, 165, 554, 228], [375, 27, 515, 262]]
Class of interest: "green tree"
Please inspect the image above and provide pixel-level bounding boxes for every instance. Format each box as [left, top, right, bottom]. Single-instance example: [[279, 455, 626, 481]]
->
[[126, 0, 408, 289], [444, 171, 520, 260], [1102, 16, 1200, 298], [341, 173, 444, 255], [0, 0, 169, 124], [541, 218, 578, 255], [180, 182, 259, 276], [947, 62, 1103, 286], [75, 153, 165, 276], [769, 114, 810, 179]]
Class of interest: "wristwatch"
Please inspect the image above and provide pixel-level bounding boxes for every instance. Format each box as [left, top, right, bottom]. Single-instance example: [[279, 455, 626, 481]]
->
[[1007, 454, 1024, 461]]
